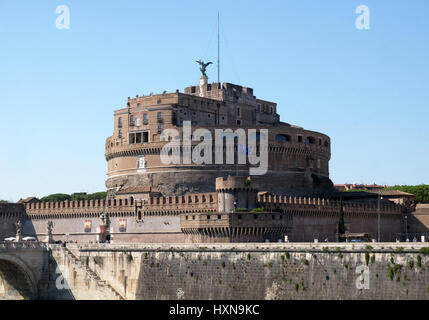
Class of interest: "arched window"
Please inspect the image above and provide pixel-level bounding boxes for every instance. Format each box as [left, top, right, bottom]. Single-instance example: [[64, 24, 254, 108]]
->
[[275, 134, 291, 142]]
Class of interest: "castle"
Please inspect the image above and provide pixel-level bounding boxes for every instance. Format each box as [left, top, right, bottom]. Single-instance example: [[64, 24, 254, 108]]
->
[[0, 75, 419, 243]]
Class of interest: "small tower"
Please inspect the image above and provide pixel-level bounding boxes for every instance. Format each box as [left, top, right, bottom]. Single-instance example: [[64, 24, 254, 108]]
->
[[216, 176, 259, 213]]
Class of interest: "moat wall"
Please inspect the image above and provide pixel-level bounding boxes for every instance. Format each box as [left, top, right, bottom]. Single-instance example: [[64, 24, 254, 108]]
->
[[68, 243, 429, 300]]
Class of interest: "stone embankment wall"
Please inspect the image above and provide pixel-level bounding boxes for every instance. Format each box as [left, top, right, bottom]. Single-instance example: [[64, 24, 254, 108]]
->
[[66, 243, 429, 300]]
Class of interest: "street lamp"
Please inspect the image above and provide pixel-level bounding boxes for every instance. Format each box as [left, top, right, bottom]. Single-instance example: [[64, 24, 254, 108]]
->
[[405, 215, 408, 241]]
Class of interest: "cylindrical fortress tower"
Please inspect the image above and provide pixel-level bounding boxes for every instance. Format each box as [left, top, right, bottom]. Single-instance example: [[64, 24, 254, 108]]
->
[[105, 81, 334, 199]]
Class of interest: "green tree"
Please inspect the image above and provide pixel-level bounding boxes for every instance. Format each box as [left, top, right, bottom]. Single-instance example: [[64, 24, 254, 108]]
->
[[40, 193, 72, 202], [384, 185, 429, 203]]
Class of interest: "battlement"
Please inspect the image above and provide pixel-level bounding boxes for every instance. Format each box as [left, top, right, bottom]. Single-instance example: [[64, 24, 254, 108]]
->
[[258, 194, 403, 213], [216, 176, 258, 192], [24, 192, 219, 216]]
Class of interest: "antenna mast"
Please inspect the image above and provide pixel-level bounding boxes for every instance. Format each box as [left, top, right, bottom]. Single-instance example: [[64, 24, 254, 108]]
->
[[217, 12, 220, 88]]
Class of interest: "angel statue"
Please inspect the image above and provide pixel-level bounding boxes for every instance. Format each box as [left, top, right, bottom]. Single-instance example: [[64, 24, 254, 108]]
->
[[196, 60, 212, 77], [47, 221, 54, 235], [15, 220, 22, 236]]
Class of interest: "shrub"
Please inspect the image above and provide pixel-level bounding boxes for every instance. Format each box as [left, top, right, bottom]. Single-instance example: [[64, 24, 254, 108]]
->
[[393, 264, 402, 274], [396, 247, 404, 253], [387, 266, 394, 280], [127, 254, 133, 263], [322, 247, 329, 252], [280, 255, 285, 261], [417, 255, 422, 268], [247, 253, 251, 260], [419, 247, 429, 255], [338, 253, 343, 259], [221, 261, 225, 268], [295, 283, 299, 292], [370, 255, 375, 264], [285, 252, 290, 259], [365, 253, 370, 266], [365, 245, 373, 251], [235, 208, 249, 212], [244, 177, 251, 186], [232, 263, 236, 270], [390, 257, 395, 264], [302, 258, 309, 266], [408, 260, 414, 270], [251, 207, 265, 212]]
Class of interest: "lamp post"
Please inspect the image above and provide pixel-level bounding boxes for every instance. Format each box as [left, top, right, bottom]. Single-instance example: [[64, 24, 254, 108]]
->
[[405, 215, 408, 241]]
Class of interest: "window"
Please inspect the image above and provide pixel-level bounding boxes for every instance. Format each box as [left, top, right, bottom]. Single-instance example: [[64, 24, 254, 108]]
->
[[157, 99, 161, 104], [137, 103, 140, 107], [238, 215, 242, 220], [207, 84, 212, 91], [185, 216, 188, 220], [324, 141, 329, 148], [217, 215, 221, 220], [297, 135, 303, 143], [157, 112, 163, 122], [306, 136, 316, 144], [191, 87, 196, 93], [275, 134, 291, 142], [192, 216, 195, 220], [130, 115, 135, 126], [129, 131, 149, 144], [118, 129, 122, 138], [237, 107, 241, 117], [143, 114, 148, 124], [138, 211, 142, 220], [158, 124, 163, 133], [118, 117, 122, 128], [318, 138, 322, 146], [207, 215, 210, 220], [257, 104, 261, 112], [236, 120, 241, 125]]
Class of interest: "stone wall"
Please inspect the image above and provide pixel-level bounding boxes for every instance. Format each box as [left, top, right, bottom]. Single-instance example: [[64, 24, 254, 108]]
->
[[66, 243, 429, 300]]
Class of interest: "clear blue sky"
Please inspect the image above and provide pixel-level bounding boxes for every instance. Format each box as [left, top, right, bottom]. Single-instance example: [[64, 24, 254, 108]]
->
[[0, 0, 428, 201]]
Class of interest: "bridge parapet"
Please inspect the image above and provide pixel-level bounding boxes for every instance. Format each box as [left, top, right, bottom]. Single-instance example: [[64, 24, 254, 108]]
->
[[0, 242, 48, 251]]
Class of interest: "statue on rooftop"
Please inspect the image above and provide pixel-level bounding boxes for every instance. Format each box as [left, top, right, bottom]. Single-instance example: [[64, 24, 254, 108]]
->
[[196, 60, 212, 77]]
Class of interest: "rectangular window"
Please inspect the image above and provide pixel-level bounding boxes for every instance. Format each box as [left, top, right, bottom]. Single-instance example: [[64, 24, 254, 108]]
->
[[143, 114, 148, 124], [129, 131, 149, 144], [298, 135, 303, 143]]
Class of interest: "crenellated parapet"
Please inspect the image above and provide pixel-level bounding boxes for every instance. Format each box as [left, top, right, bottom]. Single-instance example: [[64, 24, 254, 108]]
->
[[258, 194, 403, 217], [24, 193, 218, 218]]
